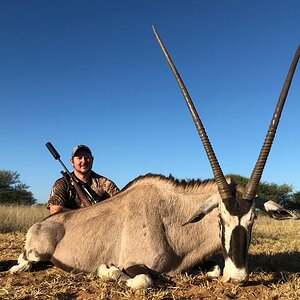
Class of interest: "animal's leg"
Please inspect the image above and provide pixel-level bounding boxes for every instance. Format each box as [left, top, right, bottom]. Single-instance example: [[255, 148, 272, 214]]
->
[[9, 247, 46, 274], [123, 264, 153, 289], [96, 264, 153, 289], [201, 255, 223, 278], [207, 264, 222, 277], [125, 274, 153, 289], [9, 222, 62, 274], [9, 252, 33, 274], [97, 264, 130, 281]]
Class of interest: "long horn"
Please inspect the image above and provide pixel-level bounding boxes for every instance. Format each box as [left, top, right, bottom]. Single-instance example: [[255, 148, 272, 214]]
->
[[152, 26, 232, 200], [244, 44, 300, 200]]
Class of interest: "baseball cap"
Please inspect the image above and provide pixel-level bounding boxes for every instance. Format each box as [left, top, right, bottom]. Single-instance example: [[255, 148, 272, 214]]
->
[[71, 145, 92, 158]]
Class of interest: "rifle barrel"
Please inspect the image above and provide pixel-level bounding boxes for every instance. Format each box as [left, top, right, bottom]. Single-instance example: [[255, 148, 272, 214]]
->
[[46, 142, 61, 160]]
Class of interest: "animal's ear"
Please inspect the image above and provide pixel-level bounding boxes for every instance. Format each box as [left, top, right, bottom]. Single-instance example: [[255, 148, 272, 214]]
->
[[255, 197, 299, 220], [182, 195, 219, 226]]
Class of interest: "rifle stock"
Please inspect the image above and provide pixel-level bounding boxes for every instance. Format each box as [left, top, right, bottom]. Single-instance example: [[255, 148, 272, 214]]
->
[[68, 174, 92, 207]]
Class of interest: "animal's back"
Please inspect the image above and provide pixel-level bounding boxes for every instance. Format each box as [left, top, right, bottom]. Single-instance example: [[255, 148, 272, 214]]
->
[[27, 174, 221, 274]]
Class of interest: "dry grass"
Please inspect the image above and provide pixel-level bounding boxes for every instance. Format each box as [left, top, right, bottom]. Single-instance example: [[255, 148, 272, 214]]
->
[[0, 205, 48, 233], [0, 206, 299, 299]]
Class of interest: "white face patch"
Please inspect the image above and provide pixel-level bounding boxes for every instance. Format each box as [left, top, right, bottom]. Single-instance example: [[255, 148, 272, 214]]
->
[[223, 258, 248, 283], [219, 201, 255, 253], [219, 201, 255, 282], [240, 203, 256, 248], [240, 204, 256, 229], [219, 202, 239, 253]]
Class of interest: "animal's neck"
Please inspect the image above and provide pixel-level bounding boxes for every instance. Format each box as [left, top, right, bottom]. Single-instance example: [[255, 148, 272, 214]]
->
[[161, 189, 220, 240]]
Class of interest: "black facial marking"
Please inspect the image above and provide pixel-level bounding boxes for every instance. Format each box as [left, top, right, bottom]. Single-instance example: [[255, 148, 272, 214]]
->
[[220, 219, 227, 259], [228, 226, 248, 268], [220, 188, 254, 265], [223, 192, 253, 218]]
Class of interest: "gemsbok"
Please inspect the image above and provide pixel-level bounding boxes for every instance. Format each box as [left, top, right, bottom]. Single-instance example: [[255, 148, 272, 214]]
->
[[9, 28, 300, 289]]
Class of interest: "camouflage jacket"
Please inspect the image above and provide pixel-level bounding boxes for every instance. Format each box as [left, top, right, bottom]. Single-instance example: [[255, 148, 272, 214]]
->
[[47, 171, 120, 209]]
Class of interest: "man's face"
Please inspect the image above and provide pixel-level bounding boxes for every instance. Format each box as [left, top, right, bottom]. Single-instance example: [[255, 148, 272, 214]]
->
[[71, 149, 93, 174]]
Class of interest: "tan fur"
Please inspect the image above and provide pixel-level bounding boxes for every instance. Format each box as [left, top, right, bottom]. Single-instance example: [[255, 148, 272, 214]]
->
[[12, 175, 222, 276]]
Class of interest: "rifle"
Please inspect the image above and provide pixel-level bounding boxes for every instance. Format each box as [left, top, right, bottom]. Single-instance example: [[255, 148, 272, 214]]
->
[[46, 142, 96, 207]]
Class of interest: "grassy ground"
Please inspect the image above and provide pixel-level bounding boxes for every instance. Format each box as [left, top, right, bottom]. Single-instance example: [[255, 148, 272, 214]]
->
[[0, 205, 48, 233], [0, 206, 299, 299]]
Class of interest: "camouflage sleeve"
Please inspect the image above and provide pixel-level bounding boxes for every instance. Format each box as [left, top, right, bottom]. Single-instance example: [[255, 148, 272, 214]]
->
[[47, 178, 69, 209], [103, 178, 120, 197]]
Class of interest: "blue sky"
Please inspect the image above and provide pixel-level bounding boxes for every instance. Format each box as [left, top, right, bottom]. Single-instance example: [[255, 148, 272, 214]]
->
[[1, 1, 299, 203]]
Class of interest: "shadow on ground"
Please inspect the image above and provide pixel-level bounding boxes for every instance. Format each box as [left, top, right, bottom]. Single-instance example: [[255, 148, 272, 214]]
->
[[249, 251, 300, 273], [0, 260, 54, 272]]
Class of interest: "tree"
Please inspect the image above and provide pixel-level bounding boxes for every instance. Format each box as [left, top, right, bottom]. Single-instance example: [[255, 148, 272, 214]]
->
[[0, 170, 36, 205], [292, 191, 300, 203], [226, 174, 294, 205], [289, 191, 300, 210]]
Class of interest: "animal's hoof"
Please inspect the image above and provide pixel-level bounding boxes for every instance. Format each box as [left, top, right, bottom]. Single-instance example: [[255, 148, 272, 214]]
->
[[96, 264, 109, 277], [126, 274, 153, 290], [9, 265, 19, 274], [207, 265, 221, 277]]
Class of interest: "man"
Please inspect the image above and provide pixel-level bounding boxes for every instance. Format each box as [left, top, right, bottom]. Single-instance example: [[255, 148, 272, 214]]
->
[[47, 145, 119, 215]]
